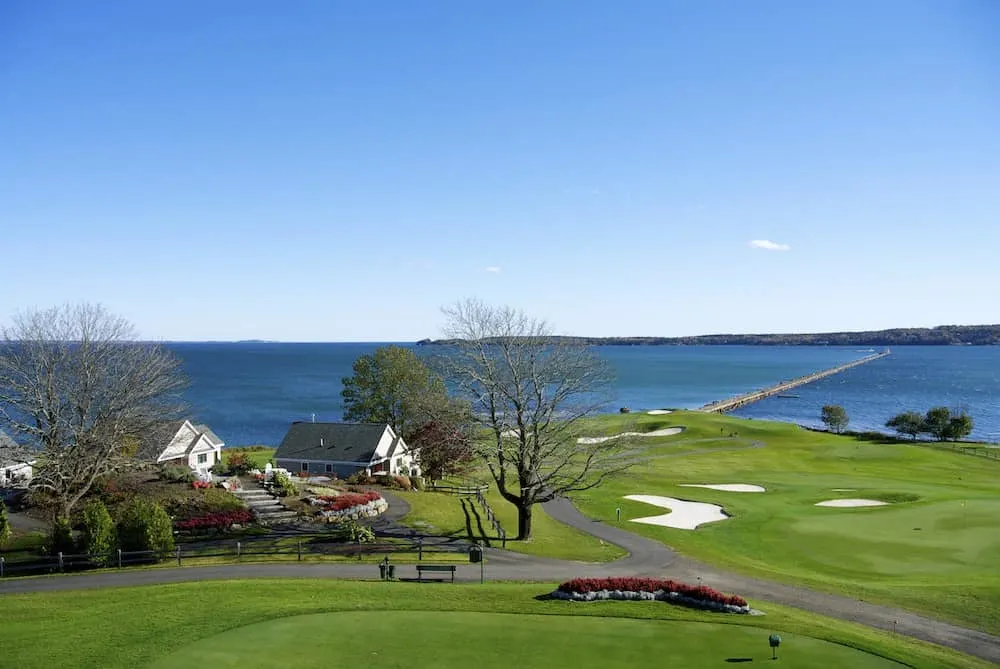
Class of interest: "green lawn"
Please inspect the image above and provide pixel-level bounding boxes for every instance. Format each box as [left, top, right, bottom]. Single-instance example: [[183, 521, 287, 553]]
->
[[1, 580, 990, 669], [396, 488, 625, 562], [152, 611, 899, 669], [568, 411, 1000, 634], [223, 446, 275, 469]]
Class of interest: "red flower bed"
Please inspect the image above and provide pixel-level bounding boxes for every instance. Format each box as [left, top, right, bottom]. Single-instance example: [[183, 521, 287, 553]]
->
[[558, 577, 747, 608], [316, 491, 382, 512], [192, 480, 212, 490], [174, 509, 255, 531]]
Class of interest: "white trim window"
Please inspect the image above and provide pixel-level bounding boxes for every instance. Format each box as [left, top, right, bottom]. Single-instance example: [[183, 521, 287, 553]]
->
[[301, 462, 309, 473], [197, 453, 208, 465]]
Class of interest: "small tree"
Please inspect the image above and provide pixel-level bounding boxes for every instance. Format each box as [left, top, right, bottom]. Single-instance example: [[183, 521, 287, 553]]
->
[[47, 517, 76, 555], [225, 452, 255, 476], [116, 499, 174, 556], [0, 500, 11, 549], [820, 405, 849, 434], [409, 419, 474, 482], [944, 412, 974, 442], [886, 412, 924, 440], [923, 407, 952, 441], [81, 499, 116, 565]]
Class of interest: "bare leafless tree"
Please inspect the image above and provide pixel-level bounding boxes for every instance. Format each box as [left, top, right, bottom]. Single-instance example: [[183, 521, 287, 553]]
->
[[0, 304, 187, 520], [438, 299, 637, 540]]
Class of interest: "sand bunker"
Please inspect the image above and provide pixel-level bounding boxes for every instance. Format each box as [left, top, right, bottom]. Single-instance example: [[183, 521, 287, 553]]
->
[[624, 495, 729, 530], [578, 427, 683, 444], [815, 498, 888, 508], [647, 409, 673, 415], [679, 484, 766, 493]]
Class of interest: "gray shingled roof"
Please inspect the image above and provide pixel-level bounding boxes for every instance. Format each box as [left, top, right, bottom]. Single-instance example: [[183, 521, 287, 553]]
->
[[195, 424, 224, 446], [274, 422, 389, 463]]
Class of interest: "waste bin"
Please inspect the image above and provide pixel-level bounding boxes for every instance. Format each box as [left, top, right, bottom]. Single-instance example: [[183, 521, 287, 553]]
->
[[378, 563, 387, 580], [387, 564, 396, 580], [469, 545, 483, 563]]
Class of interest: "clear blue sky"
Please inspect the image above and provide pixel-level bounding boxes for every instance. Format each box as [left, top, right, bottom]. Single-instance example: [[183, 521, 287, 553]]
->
[[1, 1, 997, 341]]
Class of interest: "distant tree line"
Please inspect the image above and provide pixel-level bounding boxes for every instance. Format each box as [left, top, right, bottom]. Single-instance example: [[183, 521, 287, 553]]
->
[[886, 407, 974, 442], [418, 324, 1000, 347], [819, 404, 975, 443]]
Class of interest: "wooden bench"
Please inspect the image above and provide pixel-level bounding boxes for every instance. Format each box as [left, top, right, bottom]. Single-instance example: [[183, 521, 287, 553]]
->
[[416, 564, 456, 582]]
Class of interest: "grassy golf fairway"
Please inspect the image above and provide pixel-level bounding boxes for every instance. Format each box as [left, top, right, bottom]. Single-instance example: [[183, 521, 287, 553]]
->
[[567, 411, 1000, 633], [1, 581, 990, 669], [150, 611, 899, 669]]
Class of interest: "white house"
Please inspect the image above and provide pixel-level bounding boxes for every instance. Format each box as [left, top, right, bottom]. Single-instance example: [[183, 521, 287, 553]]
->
[[153, 420, 225, 475], [274, 422, 419, 478], [0, 429, 34, 486]]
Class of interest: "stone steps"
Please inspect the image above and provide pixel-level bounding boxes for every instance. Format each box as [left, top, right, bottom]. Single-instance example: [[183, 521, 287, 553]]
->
[[255, 510, 298, 524], [228, 487, 297, 524], [232, 490, 272, 499]]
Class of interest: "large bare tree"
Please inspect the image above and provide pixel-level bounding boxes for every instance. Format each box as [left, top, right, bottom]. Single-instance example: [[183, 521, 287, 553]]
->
[[439, 299, 636, 540], [0, 304, 187, 520]]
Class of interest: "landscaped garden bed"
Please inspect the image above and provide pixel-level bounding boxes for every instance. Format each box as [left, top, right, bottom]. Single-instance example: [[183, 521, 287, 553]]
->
[[551, 577, 751, 614], [306, 490, 387, 522]]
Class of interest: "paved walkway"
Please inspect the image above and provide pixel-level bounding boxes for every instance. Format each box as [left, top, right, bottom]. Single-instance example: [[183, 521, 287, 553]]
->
[[2, 493, 998, 664]]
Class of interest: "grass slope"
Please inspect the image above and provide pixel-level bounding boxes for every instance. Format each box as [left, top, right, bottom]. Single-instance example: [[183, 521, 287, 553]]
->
[[2, 580, 990, 669], [223, 446, 275, 469], [396, 488, 624, 562], [568, 411, 1000, 633]]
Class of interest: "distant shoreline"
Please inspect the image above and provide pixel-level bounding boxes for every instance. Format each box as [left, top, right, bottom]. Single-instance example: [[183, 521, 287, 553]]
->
[[417, 324, 1000, 347]]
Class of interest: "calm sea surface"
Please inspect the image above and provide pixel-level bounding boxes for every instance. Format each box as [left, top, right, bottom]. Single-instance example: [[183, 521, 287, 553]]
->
[[168, 343, 1000, 446]]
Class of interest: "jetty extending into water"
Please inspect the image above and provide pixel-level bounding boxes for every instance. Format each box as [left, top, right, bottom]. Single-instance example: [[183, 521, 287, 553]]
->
[[700, 351, 890, 413]]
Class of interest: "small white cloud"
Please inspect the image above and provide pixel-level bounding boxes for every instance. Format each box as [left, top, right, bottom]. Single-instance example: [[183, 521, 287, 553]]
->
[[485, 266, 502, 273], [749, 239, 791, 252]]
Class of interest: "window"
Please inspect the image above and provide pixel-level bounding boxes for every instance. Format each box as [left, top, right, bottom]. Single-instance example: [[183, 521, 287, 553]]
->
[[301, 462, 309, 472], [396, 458, 404, 472], [325, 464, 333, 473], [197, 453, 208, 465]]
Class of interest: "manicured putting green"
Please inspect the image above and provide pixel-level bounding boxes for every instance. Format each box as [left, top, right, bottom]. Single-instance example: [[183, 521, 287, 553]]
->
[[151, 611, 904, 668]]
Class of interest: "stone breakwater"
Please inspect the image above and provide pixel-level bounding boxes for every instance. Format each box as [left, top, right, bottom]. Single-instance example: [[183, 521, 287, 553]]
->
[[550, 588, 752, 614]]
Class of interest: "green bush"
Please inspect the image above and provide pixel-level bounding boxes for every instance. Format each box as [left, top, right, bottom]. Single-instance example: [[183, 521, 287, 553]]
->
[[81, 499, 116, 565], [47, 518, 76, 555], [225, 452, 255, 475], [271, 470, 297, 497], [411, 476, 425, 492], [158, 464, 195, 484], [332, 518, 375, 544], [116, 499, 174, 556], [345, 471, 375, 485], [0, 500, 11, 549]]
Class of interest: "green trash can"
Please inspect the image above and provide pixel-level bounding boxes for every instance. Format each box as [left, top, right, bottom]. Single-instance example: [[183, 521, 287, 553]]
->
[[387, 564, 396, 580], [469, 545, 483, 563], [378, 563, 387, 580]]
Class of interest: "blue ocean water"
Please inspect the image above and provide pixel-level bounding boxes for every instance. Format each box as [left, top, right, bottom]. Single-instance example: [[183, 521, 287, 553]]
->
[[168, 343, 1000, 446], [733, 346, 1000, 442]]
